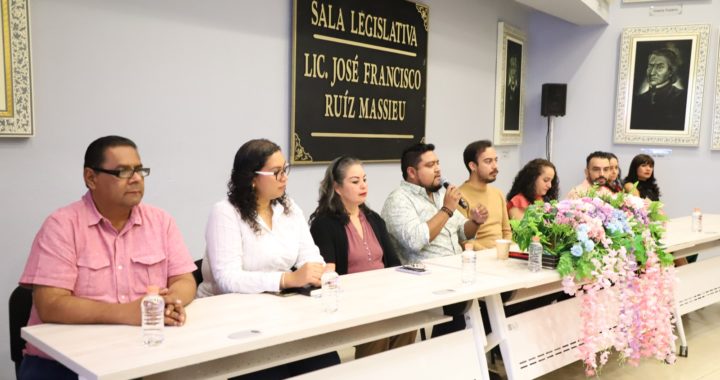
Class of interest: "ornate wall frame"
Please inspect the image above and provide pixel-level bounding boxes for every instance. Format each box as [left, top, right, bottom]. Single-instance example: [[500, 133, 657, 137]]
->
[[613, 24, 710, 146], [712, 35, 720, 150], [493, 22, 526, 146], [0, 0, 32, 137]]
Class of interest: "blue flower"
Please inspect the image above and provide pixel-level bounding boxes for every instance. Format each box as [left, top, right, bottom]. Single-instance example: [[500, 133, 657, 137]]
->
[[571, 244, 583, 257], [583, 240, 595, 252], [606, 221, 620, 234], [577, 224, 589, 241]]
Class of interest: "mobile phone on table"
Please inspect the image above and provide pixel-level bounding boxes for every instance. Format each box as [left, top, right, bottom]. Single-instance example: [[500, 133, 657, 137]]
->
[[269, 285, 319, 297], [396, 263, 430, 275]]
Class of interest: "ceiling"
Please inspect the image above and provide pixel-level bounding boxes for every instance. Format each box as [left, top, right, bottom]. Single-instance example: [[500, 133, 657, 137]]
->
[[515, 0, 610, 25]]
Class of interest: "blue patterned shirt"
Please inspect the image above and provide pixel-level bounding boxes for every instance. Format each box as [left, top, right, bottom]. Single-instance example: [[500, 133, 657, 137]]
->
[[381, 180, 468, 264]]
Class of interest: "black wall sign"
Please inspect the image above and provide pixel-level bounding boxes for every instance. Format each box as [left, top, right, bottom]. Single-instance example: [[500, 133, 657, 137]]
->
[[291, 0, 429, 164]]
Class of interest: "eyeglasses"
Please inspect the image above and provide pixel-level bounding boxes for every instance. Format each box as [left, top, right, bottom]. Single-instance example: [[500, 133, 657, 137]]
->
[[92, 166, 151, 179], [255, 163, 290, 180]]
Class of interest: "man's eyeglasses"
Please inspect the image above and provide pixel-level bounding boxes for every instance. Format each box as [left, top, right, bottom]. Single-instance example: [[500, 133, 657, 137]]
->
[[92, 167, 151, 179], [255, 164, 290, 180]]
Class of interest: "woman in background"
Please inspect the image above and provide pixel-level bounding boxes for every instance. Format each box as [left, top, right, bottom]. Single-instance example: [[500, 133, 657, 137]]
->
[[624, 154, 661, 201], [198, 139, 338, 379], [606, 152, 624, 193], [506, 158, 559, 220], [309, 156, 416, 359]]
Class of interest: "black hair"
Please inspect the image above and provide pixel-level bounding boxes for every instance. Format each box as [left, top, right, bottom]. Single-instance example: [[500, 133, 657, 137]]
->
[[309, 156, 371, 225], [605, 152, 623, 189], [227, 139, 290, 234], [400, 143, 435, 180], [463, 140, 493, 173], [623, 154, 661, 201], [84, 136, 137, 168], [585, 151, 611, 168], [506, 158, 559, 204]]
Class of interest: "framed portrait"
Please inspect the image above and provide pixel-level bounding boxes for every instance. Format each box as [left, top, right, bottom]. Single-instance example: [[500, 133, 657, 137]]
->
[[712, 36, 720, 150], [493, 22, 526, 146], [613, 24, 710, 146], [0, 0, 32, 137]]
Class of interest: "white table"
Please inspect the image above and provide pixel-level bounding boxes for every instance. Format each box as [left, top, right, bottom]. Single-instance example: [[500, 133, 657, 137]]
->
[[662, 214, 720, 258], [662, 214, 720, 356], [22, 257, 537, 380], [425, 251, 561, 380], [292, 328, 483, 380], [478, 214, 720, 379], [23, 216, 719, 380]]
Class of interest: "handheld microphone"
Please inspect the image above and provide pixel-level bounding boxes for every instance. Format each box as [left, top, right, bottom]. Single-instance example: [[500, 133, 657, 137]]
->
[[441, 178, 469, 209]]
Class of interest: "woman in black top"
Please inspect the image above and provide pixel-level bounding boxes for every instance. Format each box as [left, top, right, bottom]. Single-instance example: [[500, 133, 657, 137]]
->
[[623, 154, 661, 201], [309, 156, 413, 359]]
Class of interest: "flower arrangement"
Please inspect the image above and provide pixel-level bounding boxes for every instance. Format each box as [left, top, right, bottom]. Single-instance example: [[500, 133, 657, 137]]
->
[[510, 188, 676, 375]]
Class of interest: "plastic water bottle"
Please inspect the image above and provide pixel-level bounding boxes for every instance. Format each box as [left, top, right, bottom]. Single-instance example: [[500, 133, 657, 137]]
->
[[528, 236, 543, 273], [321, 271, 339, 313], [141, 285, 164, 346], [461, 243, 476, 284], [691, 208, 703, 233]]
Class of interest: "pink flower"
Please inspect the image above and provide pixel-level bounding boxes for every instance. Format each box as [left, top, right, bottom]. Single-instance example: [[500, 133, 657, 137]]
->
[[517, 193, 675, 376]]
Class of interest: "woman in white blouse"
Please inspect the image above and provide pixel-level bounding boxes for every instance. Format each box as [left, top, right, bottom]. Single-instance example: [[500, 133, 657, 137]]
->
[[197, 139, 338, 379], [198, 139, 330, 296]]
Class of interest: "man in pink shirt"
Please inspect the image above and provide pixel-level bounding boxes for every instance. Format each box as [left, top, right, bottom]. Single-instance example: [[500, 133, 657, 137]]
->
[[566, 151, 615, 199], [18, 136, 197, 379]]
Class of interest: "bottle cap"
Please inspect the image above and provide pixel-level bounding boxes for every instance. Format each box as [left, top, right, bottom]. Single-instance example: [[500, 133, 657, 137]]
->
[[146, 285, 160, 295], [532, 236, 540, 242], [321, 270, 338, 280], [694, 208, 701, 212], [464, 243, 473, 250]]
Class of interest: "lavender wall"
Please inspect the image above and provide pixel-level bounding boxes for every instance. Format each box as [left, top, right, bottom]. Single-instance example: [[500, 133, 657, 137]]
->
[[523, 1, 720, 218]]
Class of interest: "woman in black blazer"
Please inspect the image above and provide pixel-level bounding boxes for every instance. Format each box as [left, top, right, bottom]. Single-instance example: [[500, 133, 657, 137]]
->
[[309, 211, 401, 273], [309, 156, 414, 359]]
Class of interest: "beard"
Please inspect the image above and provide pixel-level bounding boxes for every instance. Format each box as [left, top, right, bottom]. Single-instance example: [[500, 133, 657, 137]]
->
[[480, 170, 498, 184], [590, 176, 607, 185], [420, 175, 442, 193], [426, 183, 442, 192]]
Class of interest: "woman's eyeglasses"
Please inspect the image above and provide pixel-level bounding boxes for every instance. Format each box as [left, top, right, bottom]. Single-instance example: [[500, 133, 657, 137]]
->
[[255, 164, 290, 180]]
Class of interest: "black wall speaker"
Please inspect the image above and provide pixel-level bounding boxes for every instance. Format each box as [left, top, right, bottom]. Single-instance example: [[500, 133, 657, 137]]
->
[[541, 83, 567, 117]]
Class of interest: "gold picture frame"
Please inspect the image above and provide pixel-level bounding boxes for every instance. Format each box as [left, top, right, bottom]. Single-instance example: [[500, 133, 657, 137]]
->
[[493, 22, 526, 146], [613, 24, 710, 146], [0, 0, 32, 137]]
